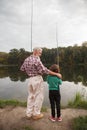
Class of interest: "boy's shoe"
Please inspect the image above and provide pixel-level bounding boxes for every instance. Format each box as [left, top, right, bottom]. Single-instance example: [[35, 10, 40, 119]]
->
[[49, 116, 56, 122], [56, 116, 62, 122], [32, 113, 43, 120]]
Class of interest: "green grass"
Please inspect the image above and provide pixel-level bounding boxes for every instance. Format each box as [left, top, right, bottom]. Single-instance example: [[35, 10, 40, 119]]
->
[[0, 99, 47, 112], [72, 116, 87, 130], [0, 99, 27, 108], [41, 106, 47, 112], [68, 93, 87, 109]]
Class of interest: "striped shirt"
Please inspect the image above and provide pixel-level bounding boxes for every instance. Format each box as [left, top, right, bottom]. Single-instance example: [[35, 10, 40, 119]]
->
[[20, 55, 49, 77]]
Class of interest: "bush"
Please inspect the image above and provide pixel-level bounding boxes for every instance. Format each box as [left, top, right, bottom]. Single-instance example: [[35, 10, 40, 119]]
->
[[72, 116, 87, 130]]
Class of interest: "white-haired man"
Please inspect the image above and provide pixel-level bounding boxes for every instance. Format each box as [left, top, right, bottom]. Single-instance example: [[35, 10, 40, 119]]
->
[[20, 47, 62, 120]]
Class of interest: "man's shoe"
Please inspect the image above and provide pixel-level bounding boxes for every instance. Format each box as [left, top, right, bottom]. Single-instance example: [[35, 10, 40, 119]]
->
[[26, 116, 32, 120], [32, 113, 43, 120]]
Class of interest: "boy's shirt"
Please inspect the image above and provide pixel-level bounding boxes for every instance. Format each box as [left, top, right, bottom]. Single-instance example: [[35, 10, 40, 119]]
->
[[47, 75, 62, 90]]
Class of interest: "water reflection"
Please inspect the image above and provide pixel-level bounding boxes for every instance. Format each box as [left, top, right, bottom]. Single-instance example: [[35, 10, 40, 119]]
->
[[0, 66, 87, 107], [0, 66, 28, 82], [61, 65, 87, 86], [0, 66, 87, 86]]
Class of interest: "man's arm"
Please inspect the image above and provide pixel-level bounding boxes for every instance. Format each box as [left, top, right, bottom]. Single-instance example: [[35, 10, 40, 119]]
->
[[37, 59, 62, 79], [20, 61, 26, 72], [48, 70, 62, 79]]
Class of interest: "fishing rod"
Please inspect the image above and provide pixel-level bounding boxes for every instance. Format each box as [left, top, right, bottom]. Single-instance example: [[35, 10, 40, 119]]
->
[[56, 23, 59, 65], [31, 0, 33, 52]]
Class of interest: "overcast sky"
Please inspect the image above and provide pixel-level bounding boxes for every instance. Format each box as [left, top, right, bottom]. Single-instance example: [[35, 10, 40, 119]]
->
[[0, 0, 87, 52]]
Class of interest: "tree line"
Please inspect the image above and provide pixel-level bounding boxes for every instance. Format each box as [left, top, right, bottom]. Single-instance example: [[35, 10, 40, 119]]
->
[[0, 43, 87, 67]]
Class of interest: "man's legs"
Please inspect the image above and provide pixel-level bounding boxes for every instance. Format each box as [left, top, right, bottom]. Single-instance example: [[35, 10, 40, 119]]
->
[[26, 84, 35, 117], [26, 76, 44, 118], [33, 81, 44, 116]]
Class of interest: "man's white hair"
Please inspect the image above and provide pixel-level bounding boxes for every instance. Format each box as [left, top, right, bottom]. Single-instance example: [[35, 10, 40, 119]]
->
[[33, 47, 42, 51]]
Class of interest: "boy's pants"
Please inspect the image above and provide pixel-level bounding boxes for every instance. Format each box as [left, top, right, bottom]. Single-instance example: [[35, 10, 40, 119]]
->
[[49, 90, 61, 118], [26, 75, 44, 117]]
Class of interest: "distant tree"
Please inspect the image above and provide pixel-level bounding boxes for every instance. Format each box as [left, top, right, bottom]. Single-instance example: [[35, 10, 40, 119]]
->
[[18, 48, 31, 65], [41, 48, 57, 66], [82, 41, 87, 47], [8, 49, 19, 64], [0, 52, 8, 64], [73, 43, 78, 47], [81, 46, 87, 65], [7, 48, 31, 65]]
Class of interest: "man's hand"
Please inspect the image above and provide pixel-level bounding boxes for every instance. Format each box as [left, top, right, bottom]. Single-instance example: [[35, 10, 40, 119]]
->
[[49, 70, 62, 79], [56, 73, 62, 79]]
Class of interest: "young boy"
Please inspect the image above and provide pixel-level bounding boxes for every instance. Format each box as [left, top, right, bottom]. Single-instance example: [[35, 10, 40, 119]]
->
[[47, 64, 62, 122]]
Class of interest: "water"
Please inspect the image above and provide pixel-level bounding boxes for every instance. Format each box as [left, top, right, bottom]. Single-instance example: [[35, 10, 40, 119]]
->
[[0, 66, 87, 107], [0, 78, 87, 107]]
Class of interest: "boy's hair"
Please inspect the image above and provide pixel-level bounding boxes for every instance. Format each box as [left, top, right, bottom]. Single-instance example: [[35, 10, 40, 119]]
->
[[49, 64, 60, 73]]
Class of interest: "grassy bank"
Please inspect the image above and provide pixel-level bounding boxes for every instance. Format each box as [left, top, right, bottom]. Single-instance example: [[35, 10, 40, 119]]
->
[[0, 96, 87, 130], [72, 116, 87, 130], [0, 99, 27, 108], [68, 93, 87, 130], [0, 99, 47, 112], [0, 93, 87, 110], [68, 93, 87, 109]]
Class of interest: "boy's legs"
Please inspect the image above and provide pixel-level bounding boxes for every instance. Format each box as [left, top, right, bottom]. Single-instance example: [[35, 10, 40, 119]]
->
[[49, 90, 55, 118], [55, 90, 61, 118]]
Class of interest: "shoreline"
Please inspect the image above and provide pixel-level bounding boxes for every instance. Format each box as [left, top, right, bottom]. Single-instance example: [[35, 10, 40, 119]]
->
[[0, 106, 87, 130]]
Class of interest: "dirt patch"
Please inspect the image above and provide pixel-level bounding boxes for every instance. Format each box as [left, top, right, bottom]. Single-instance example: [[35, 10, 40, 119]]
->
[[0, 106, 87, 130]]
